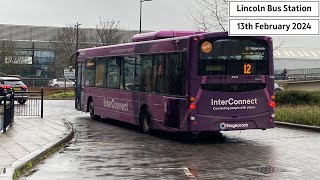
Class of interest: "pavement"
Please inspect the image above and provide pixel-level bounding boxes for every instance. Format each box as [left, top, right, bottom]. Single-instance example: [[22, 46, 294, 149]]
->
[[0, 115, 73, 180]]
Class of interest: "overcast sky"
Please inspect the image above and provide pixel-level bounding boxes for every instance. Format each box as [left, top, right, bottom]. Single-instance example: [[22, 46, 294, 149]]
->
[[0, 0, 197, 31], [0, 0, 319, 48]]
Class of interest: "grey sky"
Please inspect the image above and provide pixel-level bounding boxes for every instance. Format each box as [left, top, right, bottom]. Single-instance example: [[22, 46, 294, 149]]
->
[[0, 0, 197, 31], [1, 0, 319, 48]]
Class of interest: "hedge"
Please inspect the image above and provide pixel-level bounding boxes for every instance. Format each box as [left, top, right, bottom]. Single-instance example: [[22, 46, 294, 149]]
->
[[275, 90, 320, 106]]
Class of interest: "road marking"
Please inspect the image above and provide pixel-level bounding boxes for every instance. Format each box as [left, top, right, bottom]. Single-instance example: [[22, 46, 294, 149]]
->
[[183, 167, 195, 178], [130, 167, 196, 178]]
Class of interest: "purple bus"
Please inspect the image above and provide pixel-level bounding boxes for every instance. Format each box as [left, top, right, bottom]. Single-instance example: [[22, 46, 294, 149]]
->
[[75, 31, 275, 133]]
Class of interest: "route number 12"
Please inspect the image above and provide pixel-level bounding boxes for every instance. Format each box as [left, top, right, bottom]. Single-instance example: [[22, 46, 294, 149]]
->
[[244, 64, 252, 74]]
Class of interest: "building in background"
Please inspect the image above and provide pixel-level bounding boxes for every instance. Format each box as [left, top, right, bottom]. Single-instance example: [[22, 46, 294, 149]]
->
[[2, 24, 319, 79], [0, 24, 138, 78], [274, 47, 320, 70]]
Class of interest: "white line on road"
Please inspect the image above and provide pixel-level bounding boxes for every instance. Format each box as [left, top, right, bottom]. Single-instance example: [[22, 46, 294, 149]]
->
[[183, 167, 195, 178], [130, 167, 196, 178]]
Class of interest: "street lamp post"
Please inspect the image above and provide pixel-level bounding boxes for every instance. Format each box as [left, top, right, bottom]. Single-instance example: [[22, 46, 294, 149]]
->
[[139, 0, 152, 34], [75, 22, 81, 51]]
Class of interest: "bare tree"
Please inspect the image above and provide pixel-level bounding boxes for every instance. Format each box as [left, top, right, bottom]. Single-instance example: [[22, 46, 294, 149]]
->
[[273, 37, 286, 51], [192, 0, 228, 31], [96, 18, 122, 46], [50, 24, 90, 77], [192, 1, 286, 51]]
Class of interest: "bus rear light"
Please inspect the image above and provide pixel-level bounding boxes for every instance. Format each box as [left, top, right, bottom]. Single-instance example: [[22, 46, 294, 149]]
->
[[189, 104, 196, 110], [271, 95, 275, 100], [190, 116, 195, 121], [269, 101, 276, 108], [190, 97, 195, 102]]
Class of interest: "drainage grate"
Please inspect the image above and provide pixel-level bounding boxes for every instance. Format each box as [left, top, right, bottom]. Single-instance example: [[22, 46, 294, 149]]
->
[[247, 166, 288, 174]]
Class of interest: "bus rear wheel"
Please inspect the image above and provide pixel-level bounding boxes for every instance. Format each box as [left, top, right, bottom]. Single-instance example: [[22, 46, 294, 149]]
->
[[140, 109, 151, 134], [89, 101, 100, 120]]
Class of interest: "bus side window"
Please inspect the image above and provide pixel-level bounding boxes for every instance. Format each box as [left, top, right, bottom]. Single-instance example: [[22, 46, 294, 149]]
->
[[107, 58, 121, 89], [141, 55, 153, 92], [123, 56, 135, 91], [95, 59, 107, 87], [134, 56, 141, 91], [156, 55, 168, 94]]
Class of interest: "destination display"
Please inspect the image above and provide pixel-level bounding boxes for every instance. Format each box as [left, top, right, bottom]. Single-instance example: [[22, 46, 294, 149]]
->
[[229, 1, 319, 36]]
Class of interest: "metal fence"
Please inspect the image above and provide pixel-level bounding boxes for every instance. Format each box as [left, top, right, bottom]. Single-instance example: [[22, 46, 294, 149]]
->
[[275, 68, 320, 80], [21, 78, 50, 87], [0, 93, 14, 133], [13, 90, 43, 118]]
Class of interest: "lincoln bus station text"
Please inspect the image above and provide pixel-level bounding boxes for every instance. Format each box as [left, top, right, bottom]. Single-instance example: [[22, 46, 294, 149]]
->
[[237, 22, 311, 32], [237, 4, 312, 12]]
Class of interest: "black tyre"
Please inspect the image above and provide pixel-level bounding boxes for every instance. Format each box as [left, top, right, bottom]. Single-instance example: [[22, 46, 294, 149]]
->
[[18, 99, 27, 104], [54, 84, 59, 87], [89, 101, 100, 120], [140, 108, 151, 134]]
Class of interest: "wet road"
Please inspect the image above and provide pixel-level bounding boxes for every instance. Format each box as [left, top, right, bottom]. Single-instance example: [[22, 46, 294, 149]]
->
[[21, 100, 320, 180]]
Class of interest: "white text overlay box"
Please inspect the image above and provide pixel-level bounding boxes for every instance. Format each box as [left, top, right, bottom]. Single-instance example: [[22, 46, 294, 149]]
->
[[229, 19, 319, 35], [229, 1, 319, 17]]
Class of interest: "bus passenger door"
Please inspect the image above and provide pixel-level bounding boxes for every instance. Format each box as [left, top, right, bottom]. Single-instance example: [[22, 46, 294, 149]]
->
[[76, 62, 85, 110]]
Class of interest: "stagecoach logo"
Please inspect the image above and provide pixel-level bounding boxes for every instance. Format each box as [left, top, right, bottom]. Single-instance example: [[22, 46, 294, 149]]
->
[[220, 122, 249, 130], [245, 46, 265, 51], [104, 98, 129, 112], [201, 41, 213, 53]]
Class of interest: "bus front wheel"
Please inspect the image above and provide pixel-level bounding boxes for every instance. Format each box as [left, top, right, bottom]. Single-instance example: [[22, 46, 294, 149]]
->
[[140, 108, 151, 134], [89, 101, 100, 120]]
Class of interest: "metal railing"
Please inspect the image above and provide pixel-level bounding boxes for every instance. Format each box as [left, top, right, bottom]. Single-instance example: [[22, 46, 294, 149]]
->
[[275, 68, 320, 80], [13, 89, 44, 118], [0, 93, 14, 133]]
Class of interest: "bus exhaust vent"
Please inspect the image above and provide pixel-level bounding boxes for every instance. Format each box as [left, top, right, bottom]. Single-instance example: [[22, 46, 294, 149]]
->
[[247, 166, 288, 174], [201, 83, 266, 92]]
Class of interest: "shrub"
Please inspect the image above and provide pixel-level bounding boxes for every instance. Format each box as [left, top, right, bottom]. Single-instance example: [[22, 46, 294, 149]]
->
[[276, 90, 320, 106]]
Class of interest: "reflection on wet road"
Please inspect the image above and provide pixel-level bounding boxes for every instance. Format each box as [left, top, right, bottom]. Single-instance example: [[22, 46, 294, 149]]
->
[[21, 100, 320, 179]]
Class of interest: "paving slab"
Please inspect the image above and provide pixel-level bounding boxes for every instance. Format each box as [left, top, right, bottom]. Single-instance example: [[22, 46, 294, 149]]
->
[[0, 114, 73, 180]]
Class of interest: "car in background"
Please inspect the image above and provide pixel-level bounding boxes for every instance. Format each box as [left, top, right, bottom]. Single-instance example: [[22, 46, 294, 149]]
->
[[275, 82, 284, 92], [0, 77, 28, 104], [48, 78, 75, 88]]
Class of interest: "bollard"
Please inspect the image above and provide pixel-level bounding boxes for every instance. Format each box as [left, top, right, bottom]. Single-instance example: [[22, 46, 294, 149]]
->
[[41, 87, 44, 118], [3, 90, 7, 133]]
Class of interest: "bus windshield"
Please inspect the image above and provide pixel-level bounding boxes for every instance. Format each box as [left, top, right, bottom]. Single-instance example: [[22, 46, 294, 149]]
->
[[198, 38, 269, 76]]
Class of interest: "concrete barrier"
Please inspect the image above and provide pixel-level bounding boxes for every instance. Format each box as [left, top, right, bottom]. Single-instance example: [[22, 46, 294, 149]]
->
[[277, 79, 320, 91]]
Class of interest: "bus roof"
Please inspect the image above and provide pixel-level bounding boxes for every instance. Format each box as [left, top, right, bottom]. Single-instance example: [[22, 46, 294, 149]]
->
[[132, 30, 207, 42]]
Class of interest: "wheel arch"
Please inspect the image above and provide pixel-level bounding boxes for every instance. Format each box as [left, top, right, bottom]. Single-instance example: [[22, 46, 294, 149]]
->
[[139, 103, 152, 127], [139, 104, 149, 119], [86, 96, 93, 112]]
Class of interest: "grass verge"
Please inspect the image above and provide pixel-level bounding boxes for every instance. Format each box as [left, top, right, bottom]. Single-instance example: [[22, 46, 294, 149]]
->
[[46, 91, 74, 99], [276, 105, 320, 126]]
